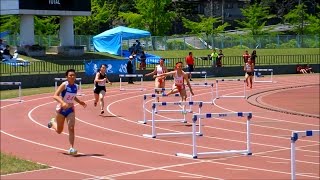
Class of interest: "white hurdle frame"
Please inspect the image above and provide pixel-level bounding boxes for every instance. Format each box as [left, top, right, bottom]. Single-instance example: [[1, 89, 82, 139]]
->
[[119, 74, 144, 91], [254, 69, 273, 83], [176, 112, 253, 158], [186, 71, 207, 82], [0, 82, 22, 102], [215, 79, 246, 99], [189, 82, 214, 110], [54, 78, 84, 96], [139, 93, 181, 124], [143, 101, 204, 138], [290, 130, 320, 180]]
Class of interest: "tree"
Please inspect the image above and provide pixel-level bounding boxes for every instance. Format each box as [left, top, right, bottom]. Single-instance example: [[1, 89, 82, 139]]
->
[[118, 0, 175, 36], [305, 5, 320, 34], [284, 4, 308, 35], [236, 2, 274, 35], [182, 16, 229, 36], [0, 15, 20, 35]]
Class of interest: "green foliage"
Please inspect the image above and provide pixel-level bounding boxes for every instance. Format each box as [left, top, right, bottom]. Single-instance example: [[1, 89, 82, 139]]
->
[[166, 40, 193, 50], [182, 16, 229, 36], [305, 5, 320, 35], [119, 0, 175, 36], [280, 39, 297, 48], [265, 43, 277, 49], [236, 2, 274, 35], [34, 16, 59, 35], [231, 45, 250, 49], [74, 0, 116, 35], [0, 15, 20, 35], [284, 4, 308, 35]]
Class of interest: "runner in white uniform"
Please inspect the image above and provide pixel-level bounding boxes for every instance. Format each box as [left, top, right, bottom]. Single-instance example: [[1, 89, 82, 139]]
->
[[244, 58, 254, 89], [156, 61, 194, 101], [145, 58, 167, 101]]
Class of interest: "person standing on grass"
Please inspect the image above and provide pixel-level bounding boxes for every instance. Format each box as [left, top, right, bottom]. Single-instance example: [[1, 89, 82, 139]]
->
[[156, 61, 194, 102], [211, 49, 219, 68], [48, 69, 87, 155], [145, 58, 168, 102], [216, 49, 224, 67], [93, 64, 112, 114], [244, 58, 254, 89], [185, 52, 195, 81], [251, 50, 257, 65], [243, 50, 250, 63], [127, 55, 134, 84]]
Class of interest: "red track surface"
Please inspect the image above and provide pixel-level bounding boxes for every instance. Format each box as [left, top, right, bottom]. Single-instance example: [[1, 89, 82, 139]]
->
[[1, 74, 319, 179]]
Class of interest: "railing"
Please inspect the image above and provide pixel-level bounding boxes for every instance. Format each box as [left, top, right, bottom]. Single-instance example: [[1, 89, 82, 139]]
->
[[1, 54, 319, 76], [2, 34, 319, 51]]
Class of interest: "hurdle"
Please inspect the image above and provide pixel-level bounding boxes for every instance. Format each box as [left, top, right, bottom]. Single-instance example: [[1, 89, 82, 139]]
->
[[189, 82, 214, 109], [139, 93, 182, 124], [186, 71, 207, 82], [254, 69, 273, 83], [119, 74, 144, 91], [54, 78, 84, 96], [0, 82, 22, 102], [176, 112, 252, 158], [290, 130, 320, 180], [154, 87, 193, 113], [143, 101, 204, 138], [215, 79, 246, 99]]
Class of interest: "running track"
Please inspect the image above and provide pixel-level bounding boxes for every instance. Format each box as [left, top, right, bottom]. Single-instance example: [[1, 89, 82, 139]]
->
[[1, 74, 319, 179]]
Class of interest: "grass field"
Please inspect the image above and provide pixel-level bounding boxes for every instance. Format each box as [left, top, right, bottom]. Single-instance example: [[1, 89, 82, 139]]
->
[[0, 153, 49, 175]]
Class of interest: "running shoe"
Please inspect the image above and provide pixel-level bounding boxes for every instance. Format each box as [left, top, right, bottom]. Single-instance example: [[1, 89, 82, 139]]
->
[[94, 102, 97, 107], [47, 118, 55, 128], [100, 110, 104, 114], [68, 148, 78, 155]]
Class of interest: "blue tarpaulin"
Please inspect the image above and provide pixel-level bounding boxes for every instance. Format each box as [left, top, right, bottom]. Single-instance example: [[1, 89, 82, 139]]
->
[[0, 31, 10, 38], [93, 26, 151, 56]]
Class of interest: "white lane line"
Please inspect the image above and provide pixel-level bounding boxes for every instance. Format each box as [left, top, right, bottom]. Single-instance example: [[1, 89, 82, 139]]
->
[[267, 161, 289, 164]]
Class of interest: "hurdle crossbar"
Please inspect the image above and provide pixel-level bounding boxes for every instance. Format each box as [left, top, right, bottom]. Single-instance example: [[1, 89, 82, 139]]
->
[[189, 82, 214, 109], [215, 79, 246, 99], [290, 130, 320, 180], [0, 82, 22, 102], [119, 74, 144, 91], [176, 112, 252, 158], [254, 69, 273, 83], [186, 71, 207, 82], [54, 78, 84, 96], [139, 93, 182, 124], [143, 101, 204, 138]]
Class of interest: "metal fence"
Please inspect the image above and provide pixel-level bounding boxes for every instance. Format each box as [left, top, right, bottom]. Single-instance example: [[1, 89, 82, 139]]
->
[[1, 54, 319, 76], [2, 34, 319, 51]]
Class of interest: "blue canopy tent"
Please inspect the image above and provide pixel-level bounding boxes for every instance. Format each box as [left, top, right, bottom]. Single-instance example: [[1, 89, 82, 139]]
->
[[93, 26, 151, 56], [0, 31, 10, 38]]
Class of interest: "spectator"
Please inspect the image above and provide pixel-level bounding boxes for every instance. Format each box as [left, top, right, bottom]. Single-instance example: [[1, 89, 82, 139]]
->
[[296, 64, 307, 74], [216, 49, 224, 67], [251, 50, 257, 65], [135, 40, 141, 53], [0, 39, 5, 51], [139, 51, 146, 70], [127, 55, 134, 84], [304, 64, 314, 73], [243, 50, 250, 63], [3, 45, 13, 59], [185, 52, 195, 81], [211, 49, 219, 67]]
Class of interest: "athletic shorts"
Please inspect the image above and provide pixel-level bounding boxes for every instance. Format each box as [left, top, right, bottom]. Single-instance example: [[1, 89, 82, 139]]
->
[[187, 64, 194, 72], [56, 105, 74, 117], [175, 84, 185, 92], [94, 86, 106, 94], [246, 72, 253, 76]]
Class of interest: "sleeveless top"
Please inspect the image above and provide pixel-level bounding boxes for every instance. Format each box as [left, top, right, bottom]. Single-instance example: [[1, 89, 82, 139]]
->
[[156, 65, 164, 75], [174, 71, 184, 86], [245, 63, 253, 72], [96, 72, 107, 87], [61, 81, 78, 104]]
